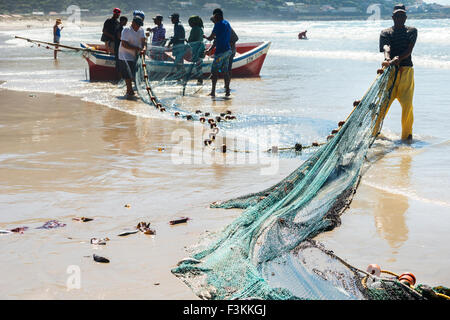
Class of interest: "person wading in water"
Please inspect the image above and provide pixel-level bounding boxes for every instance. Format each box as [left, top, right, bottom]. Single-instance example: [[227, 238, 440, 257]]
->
[[379, 4, 417, 142]]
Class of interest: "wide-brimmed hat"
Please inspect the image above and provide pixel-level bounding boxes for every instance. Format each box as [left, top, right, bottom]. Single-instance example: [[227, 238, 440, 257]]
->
[[393, 4, 407, 15]]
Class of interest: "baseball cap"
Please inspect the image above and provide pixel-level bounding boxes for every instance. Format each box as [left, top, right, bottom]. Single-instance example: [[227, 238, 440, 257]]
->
[[153, 14, 163, 21], [169, 13, 180, 19], [393, 4, 407, 14], [113, 8, 121, 14]]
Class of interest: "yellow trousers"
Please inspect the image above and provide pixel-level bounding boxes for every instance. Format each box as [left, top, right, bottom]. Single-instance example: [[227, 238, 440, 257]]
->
[[379, 67, 415, 140]]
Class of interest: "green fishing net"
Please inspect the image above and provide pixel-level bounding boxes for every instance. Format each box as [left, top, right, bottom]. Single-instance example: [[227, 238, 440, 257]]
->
[[169, 66, 440, 300]]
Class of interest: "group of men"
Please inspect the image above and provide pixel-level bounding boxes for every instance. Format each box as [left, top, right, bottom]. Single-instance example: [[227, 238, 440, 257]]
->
[[100, 3, 417, 141], [101, 7, 237, 98]]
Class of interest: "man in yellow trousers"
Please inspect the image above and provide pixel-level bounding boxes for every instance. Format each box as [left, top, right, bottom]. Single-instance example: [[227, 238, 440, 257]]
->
[[379, 4, 417, 142]]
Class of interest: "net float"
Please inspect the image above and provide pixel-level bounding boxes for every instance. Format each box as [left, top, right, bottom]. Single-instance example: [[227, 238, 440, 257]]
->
[[294, 143, 303, 152], [186, 115, 193, 120], [204, 139, 212, 146], [210, 123, 217, 129], [160, 107, 166, 112], [209, 133, 216, 140], [226, 110, 232, 115], [331, 129, 339, 134], [199, 117, 205, 122], [144, 75, 148, 79], [208, 118, 215, 124], [338, 121, 345, 127], [366, 264, 381, 277], [142, 63, 146, 67], [195, 110, 202, 114], [156, 103, 162, 108], [225, 115, 231, 120], [353, 100, 361, 107], [204, 112, 210, 116], [220, 112, 226, 117], [174, 112, 180, 117], [312, 142, 319, 147], [229, 116, 236, 120], [215, 116, 221, 122], [221, 144, 227, 153], [150, 96, 156, 102], [398, 272, 416, 286]]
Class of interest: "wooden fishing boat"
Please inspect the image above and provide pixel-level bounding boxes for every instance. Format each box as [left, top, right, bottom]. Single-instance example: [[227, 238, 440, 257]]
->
[[80, 41, 271, 81]]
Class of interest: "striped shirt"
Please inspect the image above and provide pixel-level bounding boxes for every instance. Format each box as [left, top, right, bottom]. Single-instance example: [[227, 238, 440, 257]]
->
[[379, 26, 418, 67], [151, 24, 166, 46]]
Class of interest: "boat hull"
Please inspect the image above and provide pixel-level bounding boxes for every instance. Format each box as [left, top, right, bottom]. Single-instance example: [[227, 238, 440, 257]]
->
[[81, 42, 271, 82]]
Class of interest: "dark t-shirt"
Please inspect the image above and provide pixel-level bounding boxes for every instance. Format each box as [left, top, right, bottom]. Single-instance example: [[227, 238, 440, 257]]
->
[[114, 25, 124, 58], [171, 23, 185, 45], [212, 20, 231, 54], [101, 17, 119, 42], [379, 26, 418, 67]]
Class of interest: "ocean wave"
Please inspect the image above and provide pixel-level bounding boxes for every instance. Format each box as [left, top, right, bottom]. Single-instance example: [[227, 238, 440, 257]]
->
[[269, 48, 450, 69]]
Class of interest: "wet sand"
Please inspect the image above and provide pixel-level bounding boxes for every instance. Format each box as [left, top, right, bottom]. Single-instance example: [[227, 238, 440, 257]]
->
[[0, 88, 301, 299], [1, 87, 449, 299]]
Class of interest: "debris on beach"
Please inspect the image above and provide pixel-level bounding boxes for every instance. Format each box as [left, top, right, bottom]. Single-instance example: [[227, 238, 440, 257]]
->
[[124, 204, 131, 208], [10, 226, 29, 233], [90, 237, 110, 245], [118, 230, 139, 237], [73, 217, 94, 222], [36, 220, 66, 229], [136, 222, 156, 235], [93, 254, 110, 263], [169, 217, 190, 225]]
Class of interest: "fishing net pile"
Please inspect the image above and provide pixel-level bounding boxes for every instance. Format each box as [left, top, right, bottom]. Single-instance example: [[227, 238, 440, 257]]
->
[[169, 66, 447, 300]]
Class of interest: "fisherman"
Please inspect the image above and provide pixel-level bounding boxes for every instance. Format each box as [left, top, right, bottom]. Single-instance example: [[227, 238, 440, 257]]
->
[[148, 14, 166, 46], [117, 15, 146, 98], [206, 11, 238, 83], [167, 13, 186, 74], [53, 18, 63, 60], [101, 8, 121, 54], [379, 4, 417, 142], [298, 30, 307, 39], [187, 15, 205, 84], [213, 8, 239, 78], [115, 16, 128, 72], [204, 9, 232, 97]]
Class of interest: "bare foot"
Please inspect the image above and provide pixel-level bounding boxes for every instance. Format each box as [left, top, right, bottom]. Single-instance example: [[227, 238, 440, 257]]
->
[[208, 92, 215, 97]]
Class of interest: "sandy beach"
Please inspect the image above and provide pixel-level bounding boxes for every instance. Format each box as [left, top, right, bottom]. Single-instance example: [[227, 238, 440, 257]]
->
[[0, 88, 304, 299], [1, 15, 450, 300]]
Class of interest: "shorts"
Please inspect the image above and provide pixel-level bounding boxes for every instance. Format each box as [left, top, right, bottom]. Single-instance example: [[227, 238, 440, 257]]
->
[[211, 50, 232, 74], [53, 36, 60, 44], [118, 59, 136, 80]]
